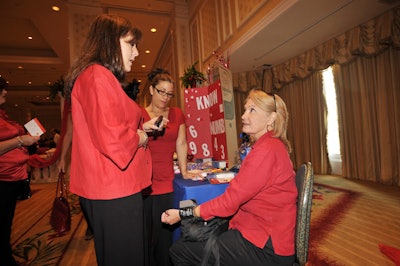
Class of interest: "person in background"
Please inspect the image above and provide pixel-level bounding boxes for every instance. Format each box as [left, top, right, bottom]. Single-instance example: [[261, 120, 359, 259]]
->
[[57, 101, 72, 175], [0, 76, 40, 266], [162, 89, 297, 266], [141, 67, 201, 266], [63, 14, 161, 266], [52, 128, 61, 145]]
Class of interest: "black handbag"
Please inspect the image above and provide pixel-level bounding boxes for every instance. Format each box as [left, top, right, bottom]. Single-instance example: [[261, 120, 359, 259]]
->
[[181, 216, 229, 242], [180, 199, 229, 266], [49, 172, 71, 235], [16, 177, 32, 200]]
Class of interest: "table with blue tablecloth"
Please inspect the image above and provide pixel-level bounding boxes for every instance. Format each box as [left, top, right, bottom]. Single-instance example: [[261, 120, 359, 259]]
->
[[172, 174, 229, 241]]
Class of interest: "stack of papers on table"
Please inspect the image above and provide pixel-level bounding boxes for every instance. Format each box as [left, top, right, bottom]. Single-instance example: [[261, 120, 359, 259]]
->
[[207, 171, 236, 184]]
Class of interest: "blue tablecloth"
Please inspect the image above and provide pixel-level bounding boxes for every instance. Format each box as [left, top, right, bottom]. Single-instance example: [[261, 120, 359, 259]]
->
[[172, 174, 229, 241]]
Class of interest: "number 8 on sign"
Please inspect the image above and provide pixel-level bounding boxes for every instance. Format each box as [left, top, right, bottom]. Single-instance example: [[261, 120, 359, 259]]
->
[[201, 143, 210, 157]]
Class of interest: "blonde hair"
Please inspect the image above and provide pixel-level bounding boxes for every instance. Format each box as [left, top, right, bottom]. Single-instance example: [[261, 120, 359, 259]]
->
[[246, 89, 292, 152]]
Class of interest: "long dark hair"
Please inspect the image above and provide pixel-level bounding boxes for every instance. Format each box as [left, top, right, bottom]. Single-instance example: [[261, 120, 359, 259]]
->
[[64, 14, 142, 100]]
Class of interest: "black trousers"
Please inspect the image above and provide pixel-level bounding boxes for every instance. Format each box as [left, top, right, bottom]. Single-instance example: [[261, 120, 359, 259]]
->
[[170, 229, 295, 266], [143, 192, 178, 266], [80, 192, 144, 266], [0, 180, 20, 266]]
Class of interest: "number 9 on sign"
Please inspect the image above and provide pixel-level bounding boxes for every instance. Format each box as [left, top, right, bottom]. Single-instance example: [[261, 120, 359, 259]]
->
[[189, 141, 197, 155]]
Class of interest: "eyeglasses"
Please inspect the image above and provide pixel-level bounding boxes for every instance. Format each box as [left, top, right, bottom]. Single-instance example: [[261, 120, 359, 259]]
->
[[155, 88, 175, 98], [267, 92, 277, 112]]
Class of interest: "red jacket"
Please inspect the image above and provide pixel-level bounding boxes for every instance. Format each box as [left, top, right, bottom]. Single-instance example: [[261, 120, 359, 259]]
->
[[200, 132, 297, 256], [0, 109, 28, 181], [70, 64, 152, 200]]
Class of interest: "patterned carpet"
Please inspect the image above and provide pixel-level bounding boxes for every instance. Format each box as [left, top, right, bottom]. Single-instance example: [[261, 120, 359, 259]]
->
[[13, 179, 395, 265], [307, 183, 360, 265], [12, 185, 84, 266]]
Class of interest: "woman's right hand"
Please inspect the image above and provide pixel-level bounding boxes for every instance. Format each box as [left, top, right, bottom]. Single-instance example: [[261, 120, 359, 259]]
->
[[161, 209, 181, 225], [21, 135, 40, 146], [58, 159, 66, 173]]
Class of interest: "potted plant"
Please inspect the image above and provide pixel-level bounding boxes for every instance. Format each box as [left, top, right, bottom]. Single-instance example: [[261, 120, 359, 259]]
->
[[180, 61, 207, 88]]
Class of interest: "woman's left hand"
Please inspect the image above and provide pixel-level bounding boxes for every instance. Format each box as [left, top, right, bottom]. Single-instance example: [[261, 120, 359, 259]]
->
[[161, 209, 181, 225]]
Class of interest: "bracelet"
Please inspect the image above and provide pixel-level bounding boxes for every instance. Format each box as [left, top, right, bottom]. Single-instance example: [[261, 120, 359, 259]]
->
[[179, 206, 194, 219], [16, 136, 24, 148]]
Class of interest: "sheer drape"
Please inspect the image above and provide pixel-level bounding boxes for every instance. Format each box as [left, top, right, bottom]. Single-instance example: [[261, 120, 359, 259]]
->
[[333, 48, 400, 185]]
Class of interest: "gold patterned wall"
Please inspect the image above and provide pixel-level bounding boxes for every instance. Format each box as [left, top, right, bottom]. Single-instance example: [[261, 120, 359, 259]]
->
[[190, 18, 201, 64], [199, 0, 220, 61], [68, 3, 102, 63], [187, 0, 276, 72], [219, 0, 233, 41], [234, 0, 268, 27]]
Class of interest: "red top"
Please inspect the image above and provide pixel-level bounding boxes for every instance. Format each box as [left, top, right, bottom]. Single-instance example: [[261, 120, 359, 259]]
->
[[0, 109, 29, 181], [200, 132, 297, 256], [70, 64, 152, 200], [141, 107, 185, 195]]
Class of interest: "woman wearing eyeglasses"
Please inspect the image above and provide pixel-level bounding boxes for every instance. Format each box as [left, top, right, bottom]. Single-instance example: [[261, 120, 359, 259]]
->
[[162, 89, 297, 266], [141, 68, 200, 266]]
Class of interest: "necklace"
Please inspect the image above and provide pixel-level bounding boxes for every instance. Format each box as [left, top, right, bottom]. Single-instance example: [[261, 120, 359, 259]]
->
[[146, 105, 168, 118]]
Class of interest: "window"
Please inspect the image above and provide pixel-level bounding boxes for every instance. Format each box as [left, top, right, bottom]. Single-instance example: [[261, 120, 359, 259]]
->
[[322, 66, 342, 174]]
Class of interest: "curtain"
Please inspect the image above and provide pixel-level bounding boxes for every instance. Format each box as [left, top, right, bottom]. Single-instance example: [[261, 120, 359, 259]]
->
[[333, 47, 400, 185], [278, 72, 330, 174], [231, 6, 400, 185]]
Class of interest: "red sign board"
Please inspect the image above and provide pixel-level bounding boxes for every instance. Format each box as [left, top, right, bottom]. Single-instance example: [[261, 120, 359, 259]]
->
[[184, 81, 227, 161]]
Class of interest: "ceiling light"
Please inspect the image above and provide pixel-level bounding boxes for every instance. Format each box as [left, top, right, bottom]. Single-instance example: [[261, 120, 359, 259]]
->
[[141, 65, 146, 68], [28, 36, 33, 40], [145, 50, 150, 54], [52, 6, 60, 12], [28, 81, 32, 85], [150, 28, 157, 33], [17, 66, 23, 69]]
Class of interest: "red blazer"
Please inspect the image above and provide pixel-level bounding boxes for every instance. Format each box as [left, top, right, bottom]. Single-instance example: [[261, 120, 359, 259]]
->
[[200, 132, 297, 256], [70, 64, 152, 200], [0, 109, 28, 181]]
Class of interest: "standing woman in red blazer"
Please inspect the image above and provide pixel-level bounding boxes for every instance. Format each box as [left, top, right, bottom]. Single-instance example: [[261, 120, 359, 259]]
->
[[63, 14, 161, 266]]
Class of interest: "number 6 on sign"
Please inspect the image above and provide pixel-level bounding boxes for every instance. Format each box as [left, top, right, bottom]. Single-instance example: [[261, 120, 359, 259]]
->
[[188, 125, 198, 138], [189, 142, 197, 155]]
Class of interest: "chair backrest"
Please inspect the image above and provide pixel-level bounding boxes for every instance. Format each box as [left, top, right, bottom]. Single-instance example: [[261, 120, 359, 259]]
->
[[294, 162, 314, 266]]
